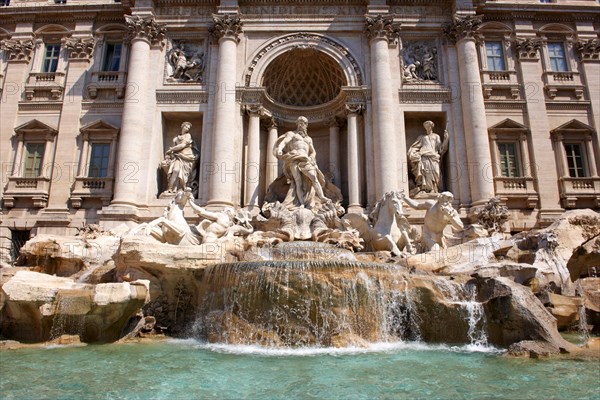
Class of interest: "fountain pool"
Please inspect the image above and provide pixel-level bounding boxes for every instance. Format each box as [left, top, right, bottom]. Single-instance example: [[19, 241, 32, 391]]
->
[[1, 339, 597, 399]]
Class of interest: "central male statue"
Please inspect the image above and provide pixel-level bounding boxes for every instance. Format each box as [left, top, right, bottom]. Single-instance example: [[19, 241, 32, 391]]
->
[[274, 116, 330, 209]]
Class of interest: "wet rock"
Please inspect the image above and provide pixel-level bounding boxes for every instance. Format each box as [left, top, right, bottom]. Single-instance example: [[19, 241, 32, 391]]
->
[[508, 340, 561, 358], [577, 277, 600, 333], [474, 277, 576, 352], [0, 271, 149, 343], [567, 235, 600, 281], [543, 293, 583, 330]]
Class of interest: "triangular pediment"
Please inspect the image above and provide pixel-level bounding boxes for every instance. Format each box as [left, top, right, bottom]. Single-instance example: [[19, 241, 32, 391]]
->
[[489, 118, 529, 132], [80, 120, 120, 133], [551, 119, 595, 134], [14, 119, 58, 135]]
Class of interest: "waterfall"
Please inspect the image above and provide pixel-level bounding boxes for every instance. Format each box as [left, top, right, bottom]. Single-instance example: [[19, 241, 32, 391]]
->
[[49, 290, 91, 340], [575, 282, 590, 344], [192, 260, 423, 347]]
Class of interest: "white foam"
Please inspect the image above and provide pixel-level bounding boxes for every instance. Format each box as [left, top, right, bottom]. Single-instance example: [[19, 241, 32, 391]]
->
[[166, 339, 505, 356]]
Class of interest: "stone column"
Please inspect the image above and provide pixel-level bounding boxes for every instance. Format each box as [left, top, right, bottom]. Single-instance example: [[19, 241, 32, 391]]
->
[[43, 33, 95, 220], [265, 118, 279, 190], [0, 36, 34, 206], [244, 104, 261, 210], [576, 38, 600, 174], [445, 15, 495, 205], [111, 15, 165, 209], [346, 104, 363, 212], [328, 119, 341, 187], [365, 15, 400, 198], [514, 36, 563, 218], [207, 14, 243, 209]]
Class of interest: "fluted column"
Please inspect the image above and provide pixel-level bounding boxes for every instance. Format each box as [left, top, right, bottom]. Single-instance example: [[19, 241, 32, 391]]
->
[[444, 15, 494, 205], [207, 14, 243, 208], [112, 15, 166, 208], [265, 118, 279, 190], [346, 104, 363, 212], [365, 15, 400, 198], [576, 39, 600, 176], [244, 104, 261, 210], [328, 118, 341, 186]]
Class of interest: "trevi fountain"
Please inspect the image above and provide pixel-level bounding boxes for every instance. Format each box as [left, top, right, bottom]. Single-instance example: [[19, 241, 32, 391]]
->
[[1, 116, 598, 399], [1, 1, 599, 398]]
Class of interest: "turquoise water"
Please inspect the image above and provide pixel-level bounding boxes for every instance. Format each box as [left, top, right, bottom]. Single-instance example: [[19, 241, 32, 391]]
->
[[1, 340, 598, 400]]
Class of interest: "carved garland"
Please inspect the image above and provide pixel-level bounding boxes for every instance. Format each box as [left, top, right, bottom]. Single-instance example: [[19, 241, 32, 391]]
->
[[125, 15, 167, 46], [65, 37, 95, 60], [364, 15, 400, 44], [2, 39, 34, 62], [443, 15, 482, 44], [513, 38, 544, 60], [245, 33, 364, 87], [209, 14, 243, 43], [575, 39, 600, 61]]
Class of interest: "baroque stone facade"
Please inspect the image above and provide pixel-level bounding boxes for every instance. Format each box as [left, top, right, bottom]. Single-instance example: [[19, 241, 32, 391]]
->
[[1, 0, 599, 262]]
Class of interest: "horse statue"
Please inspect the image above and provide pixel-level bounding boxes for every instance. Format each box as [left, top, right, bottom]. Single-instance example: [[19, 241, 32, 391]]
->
[[343, 191, 416, 256], [401, 191, 464, 252]]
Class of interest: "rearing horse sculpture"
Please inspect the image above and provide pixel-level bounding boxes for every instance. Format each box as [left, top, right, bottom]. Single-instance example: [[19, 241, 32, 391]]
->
[[343, 191, 416, 256]]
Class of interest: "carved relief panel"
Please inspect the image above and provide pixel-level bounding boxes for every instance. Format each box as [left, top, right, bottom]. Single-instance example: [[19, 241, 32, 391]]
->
[[165, 39, 206, 83], [401, 40, 440, 84]]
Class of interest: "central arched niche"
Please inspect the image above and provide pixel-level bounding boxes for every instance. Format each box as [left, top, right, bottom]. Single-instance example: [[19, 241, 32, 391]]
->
[[262, 48, 347, 107]]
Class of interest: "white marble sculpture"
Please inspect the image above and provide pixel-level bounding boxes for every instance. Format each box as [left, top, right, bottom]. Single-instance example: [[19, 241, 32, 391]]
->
[[401, 191, 464, 252], [160, 122, 199, 194], [274, 116, 331, 210], [167, 42, 205, 82], [343, 191, 416, 256], [187, 197, 253, 244], [407, 120, 449, 195], [129, 189, 200, 246]]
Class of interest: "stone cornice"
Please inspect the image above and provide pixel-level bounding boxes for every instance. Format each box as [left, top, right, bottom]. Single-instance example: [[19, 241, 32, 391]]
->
[[125, 15, 167, 46], [209, 14, 243, 43], [156, 90, 209, 104], [364, 15, 400, 44], [575, 39, 600, 62], [513, 38, 544, 61], [2, 39, 34, 62], [443, 15, 482, 45], [65, 37, 95, 61]]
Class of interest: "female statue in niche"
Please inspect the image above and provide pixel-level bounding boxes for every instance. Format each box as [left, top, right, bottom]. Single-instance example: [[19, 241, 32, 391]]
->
[[407, 120, 449, 195], [161, 121, 199, 194]]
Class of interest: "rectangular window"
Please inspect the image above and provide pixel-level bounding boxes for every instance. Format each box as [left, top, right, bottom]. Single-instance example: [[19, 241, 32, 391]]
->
[[548, 42, 568, 72], [10, 229, 31, 262], [102, 43, 122, 72], [42, 44, 61, 73], [88, 143, 110, 178], [498, 142, 520, 177], [23, 143, 45, 178], [564, 143, 586, 178], [485, 41, 506, 71]]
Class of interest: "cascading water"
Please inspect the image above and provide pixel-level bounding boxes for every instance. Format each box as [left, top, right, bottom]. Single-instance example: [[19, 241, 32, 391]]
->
[[191, 259, 428, 347], [49, 290, 91, 340]]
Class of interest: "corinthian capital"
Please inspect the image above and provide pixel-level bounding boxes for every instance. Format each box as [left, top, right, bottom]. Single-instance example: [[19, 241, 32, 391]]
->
[[209, 14, 243, 43], [364, 15, 400, 44], [575, 39, 600, 61], [65, 37, 95, 61], [514, 38, 544, 60], [443, 15, 482, 44], [125, 15, 166, 46], [2, 39, 34, 62]]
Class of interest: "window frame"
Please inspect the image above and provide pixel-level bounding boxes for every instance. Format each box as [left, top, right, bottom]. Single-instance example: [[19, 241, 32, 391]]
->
[[42, 42, 61, 73], [496, 141, 521, 178], [547, 41, 569, 72], [485, 41, 507, 71], [101, 41, 123, 72]]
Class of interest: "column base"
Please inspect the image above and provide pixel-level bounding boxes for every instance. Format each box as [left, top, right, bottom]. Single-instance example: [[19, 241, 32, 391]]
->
[[346, 204, 364, 214], [206, 199, 235, 211], [537, 208, 566, 228]]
